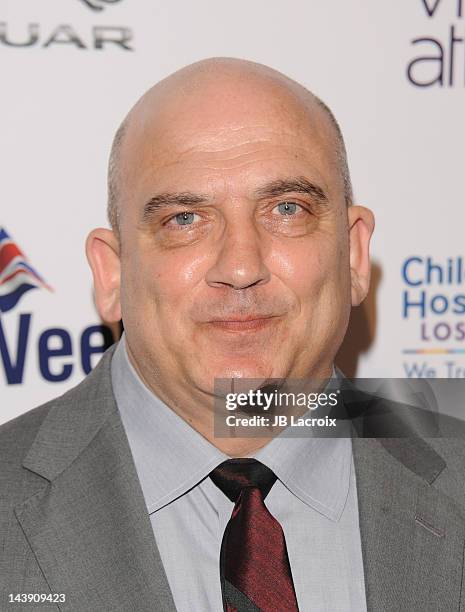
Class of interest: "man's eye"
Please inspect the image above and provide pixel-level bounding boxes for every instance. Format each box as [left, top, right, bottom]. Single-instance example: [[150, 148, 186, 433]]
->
[[167, 211, 200, 226], [272, 201, 303, 216]]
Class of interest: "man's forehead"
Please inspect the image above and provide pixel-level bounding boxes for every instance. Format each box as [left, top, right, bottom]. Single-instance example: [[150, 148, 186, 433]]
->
[[123, 122, 336, 213], [121, 61, 336, 165], [145, 125, 329, 170]]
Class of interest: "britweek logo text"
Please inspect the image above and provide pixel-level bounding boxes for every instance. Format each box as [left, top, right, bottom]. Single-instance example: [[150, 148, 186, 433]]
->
[[0, 0, 133, 51], [0, 315, 113, 384], [408, 0, 465, 87]]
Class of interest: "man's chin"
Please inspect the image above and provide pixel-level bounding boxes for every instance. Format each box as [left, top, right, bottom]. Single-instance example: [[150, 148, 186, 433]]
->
[[194, 362, 280, 394]]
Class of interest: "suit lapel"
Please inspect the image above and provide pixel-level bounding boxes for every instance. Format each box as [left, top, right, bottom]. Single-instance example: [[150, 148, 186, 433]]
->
[[353, 436, 465, 612], [14, 346, 176, 612]]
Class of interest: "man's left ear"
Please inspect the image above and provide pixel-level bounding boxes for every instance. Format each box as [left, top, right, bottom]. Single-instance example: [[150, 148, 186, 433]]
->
[[348, 205, 375, 306]]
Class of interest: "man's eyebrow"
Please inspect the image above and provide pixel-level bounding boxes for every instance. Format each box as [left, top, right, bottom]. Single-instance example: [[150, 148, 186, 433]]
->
[[254, 177, 329, 208], [141, 192, 209, 223]]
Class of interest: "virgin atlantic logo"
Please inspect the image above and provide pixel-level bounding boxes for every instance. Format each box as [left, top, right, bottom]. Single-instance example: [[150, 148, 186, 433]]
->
[[79, 0, 124, 10]]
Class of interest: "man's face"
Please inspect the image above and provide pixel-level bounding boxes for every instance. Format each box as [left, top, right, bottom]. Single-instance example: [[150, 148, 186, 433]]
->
[[112, 80, 355, 395], [89, 72, 373, 406]]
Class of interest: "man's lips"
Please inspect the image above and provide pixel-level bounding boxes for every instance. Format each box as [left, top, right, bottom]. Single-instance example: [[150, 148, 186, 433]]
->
[[204, 315, 280, 332]]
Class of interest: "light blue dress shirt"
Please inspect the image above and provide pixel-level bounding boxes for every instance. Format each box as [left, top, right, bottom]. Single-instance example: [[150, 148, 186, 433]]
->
[[111, 334, 367, 612]]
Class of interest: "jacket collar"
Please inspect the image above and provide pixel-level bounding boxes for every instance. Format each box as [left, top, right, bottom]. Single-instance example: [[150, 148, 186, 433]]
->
[[22, 343, 118, 482]]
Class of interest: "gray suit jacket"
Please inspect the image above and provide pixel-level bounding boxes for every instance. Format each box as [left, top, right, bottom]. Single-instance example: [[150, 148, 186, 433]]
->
[[1, 344, 465, 611]]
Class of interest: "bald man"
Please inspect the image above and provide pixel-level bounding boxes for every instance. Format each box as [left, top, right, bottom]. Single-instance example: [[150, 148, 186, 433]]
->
[[1, 58, 464, 612]]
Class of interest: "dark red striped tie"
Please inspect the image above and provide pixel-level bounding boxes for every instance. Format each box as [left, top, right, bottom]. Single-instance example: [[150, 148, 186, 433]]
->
[[210, 458, 299, 612]]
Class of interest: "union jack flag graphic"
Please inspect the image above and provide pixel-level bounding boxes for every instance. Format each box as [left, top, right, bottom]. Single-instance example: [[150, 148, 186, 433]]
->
[[0, 228, 52, 313]]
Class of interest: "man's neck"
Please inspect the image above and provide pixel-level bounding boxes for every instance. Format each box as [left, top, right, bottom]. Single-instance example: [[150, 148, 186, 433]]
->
[[124, 339, 334, 456]]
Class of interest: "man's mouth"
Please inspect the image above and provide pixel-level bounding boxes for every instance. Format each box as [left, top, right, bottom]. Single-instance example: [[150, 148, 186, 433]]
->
[[205, 315, 280, 332]]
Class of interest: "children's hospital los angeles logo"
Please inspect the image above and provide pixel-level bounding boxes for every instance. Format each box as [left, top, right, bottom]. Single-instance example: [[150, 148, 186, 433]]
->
[[0, 0, 133, 51], [401, 255, 465, 377], [0, 227, 112, 386]]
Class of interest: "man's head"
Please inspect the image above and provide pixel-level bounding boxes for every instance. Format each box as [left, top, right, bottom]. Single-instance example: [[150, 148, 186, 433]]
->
[[87, 57, 374, 407]]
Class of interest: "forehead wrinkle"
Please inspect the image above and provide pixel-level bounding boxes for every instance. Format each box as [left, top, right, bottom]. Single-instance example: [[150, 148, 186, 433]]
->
[[150, 117, 325, 155], [131, 142, 334, 210], [148, 130, 274, 161], [146, 134, 332, 174]]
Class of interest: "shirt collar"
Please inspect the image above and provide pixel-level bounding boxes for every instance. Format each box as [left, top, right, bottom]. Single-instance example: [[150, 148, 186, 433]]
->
[[111, 334, 228, 514], [253, 433, 352, 522], [111, 334, 350, 521], [252, 368, 352, 522]]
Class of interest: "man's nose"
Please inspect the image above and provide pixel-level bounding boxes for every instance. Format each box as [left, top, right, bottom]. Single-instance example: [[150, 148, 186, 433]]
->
[[205, 220, 270, 290]]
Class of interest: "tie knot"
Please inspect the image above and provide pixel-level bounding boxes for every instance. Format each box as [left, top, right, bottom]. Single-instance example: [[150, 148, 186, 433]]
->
[[209, 458, 277, 502]]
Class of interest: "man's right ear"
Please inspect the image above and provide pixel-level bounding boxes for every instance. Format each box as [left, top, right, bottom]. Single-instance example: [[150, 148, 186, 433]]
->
[[85, 228, 122, 323]]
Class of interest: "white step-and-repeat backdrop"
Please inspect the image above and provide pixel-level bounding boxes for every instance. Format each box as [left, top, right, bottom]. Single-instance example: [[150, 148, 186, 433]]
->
[[2, 0, 464, 424]]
